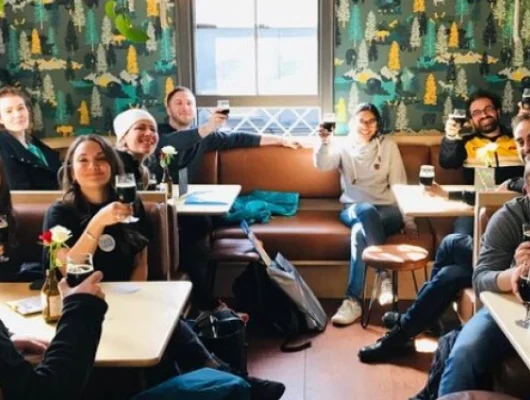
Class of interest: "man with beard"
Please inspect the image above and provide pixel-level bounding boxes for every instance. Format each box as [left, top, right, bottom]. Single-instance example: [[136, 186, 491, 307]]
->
[[439, 90, 523, 236]]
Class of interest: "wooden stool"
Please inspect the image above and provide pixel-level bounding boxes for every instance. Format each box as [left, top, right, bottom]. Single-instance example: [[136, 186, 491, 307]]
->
[[360, 244, 429, 328], [438, 391, 519, 400]]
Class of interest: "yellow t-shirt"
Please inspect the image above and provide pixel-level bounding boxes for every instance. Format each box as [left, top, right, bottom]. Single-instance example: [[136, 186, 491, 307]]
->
[[464, 135, 519, 167]]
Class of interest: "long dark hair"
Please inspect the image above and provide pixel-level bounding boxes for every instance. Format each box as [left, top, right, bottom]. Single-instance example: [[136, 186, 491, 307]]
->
[[0, 155, 15, 242], [59, 134, 147, 253], [60, 135, 124, 207], [352, 103, 383, 138]]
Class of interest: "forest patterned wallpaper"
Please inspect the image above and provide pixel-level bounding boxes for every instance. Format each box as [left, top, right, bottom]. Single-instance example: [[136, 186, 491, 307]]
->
[[334, 0, 530, 134], [0, 0, 176, 137]]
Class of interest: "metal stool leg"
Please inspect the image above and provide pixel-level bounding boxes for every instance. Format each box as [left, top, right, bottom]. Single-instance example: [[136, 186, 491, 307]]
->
[[361, 267, 381, 328], [392, 271, 399, 312], [411, 270, 419, 295]]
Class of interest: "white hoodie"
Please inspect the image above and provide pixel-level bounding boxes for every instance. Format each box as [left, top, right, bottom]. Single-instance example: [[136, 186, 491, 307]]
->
[[313, 136, 407, 206]]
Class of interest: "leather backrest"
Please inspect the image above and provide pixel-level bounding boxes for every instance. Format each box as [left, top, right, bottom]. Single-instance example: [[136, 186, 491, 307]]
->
[[196, 151, 218, 184], [431, 144, 466, 184], [13, 201, 172, 281], [218, 147, 341, 198], [398, 144, 431, 184]]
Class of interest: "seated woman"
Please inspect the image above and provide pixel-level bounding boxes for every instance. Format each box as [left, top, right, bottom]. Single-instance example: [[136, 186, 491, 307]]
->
[[43, 134, 285, 400], [0, 86, 60, 190], [113, 108, 159, 190], [314, 103, 417, 326]]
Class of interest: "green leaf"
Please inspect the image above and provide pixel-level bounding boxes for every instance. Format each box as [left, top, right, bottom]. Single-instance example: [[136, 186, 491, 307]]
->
[[115, 13, 132, 36], [126, 28, 149, 43], [105, 0, 117, 19]]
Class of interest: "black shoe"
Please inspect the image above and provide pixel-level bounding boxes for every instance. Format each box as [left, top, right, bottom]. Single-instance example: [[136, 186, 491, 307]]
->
[[246, 376, 286, 400], [358, 326, 415, 364], [381, 311, 400, 329]]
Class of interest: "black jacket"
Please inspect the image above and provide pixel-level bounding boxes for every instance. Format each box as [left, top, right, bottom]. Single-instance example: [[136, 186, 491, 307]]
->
[[0, 132, 61, 190], [439, 127, 523, 186], [156, 124, 261, 183], [0, 293, 107, 399]]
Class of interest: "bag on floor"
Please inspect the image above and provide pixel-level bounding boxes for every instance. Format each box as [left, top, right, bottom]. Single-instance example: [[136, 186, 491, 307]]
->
[[410, 327, 462, 400], [191, 309, 248, 376], [232, 221, 327, 352]]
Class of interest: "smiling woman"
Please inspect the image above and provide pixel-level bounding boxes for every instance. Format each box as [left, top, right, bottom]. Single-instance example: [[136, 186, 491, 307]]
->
[[0, 86, 61, 190]]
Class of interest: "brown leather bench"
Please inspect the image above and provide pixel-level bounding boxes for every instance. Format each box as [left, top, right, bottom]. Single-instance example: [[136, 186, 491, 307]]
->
[[13, 201, 177, 281], [194, 142, 466, 297]]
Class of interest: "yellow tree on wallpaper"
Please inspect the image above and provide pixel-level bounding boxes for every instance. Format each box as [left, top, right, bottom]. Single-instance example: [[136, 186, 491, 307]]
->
[[449, 22, 459, 48], [31, 29, 41, 55], [147, 0, 159, 17], [336, 97, 347, 123], [413, 0, 425, 13], [424, 74, 437, 105], [388, 41, 400, 71], [78, 101, 90, 126], [127, 46, 139, 75], [165, 77, 174, 103]]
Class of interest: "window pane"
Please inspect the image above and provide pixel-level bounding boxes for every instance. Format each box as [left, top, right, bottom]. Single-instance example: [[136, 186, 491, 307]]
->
[[194, 0, 318, 96]]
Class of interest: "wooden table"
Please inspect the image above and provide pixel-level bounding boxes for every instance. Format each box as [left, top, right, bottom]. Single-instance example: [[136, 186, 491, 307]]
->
[[0, 281, 192, 367], [392, 184, 475, 217], [481, 291, 530, 370], [168, 184, 241, 215]]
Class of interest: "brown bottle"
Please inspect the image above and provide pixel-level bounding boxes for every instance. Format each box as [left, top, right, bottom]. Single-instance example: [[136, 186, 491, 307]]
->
[[41, 269, 62, 323], [162, 167, 173, 199]]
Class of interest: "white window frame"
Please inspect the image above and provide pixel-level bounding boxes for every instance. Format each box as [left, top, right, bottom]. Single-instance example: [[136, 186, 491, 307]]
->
[[175, 0, 334, 113]]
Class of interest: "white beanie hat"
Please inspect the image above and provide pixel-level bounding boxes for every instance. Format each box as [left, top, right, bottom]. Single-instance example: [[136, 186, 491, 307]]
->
[[113, 109, 158, 143]]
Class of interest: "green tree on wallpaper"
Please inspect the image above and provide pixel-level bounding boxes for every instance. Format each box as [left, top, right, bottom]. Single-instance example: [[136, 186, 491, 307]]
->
[[422, 19, 436, 59], [55, 90, 68, 125], [65, 20, 79, 52], [483, 13, 497, 48], [85, 9, 99, 51], [503, 2, 514, 45], [465, 20, 476, 50], [348, 5, 362, 46], [8, 27, 19, 67], [34, 0, 48, 30], [47, 26, 59, 57], [455, 0, 469, 23]]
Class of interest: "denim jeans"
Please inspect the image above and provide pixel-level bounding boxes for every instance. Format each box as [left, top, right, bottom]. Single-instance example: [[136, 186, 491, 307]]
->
[[454, 216, 474, 237], [400, 233, 473, 337], [438, 307, 514, 396], [340, 203, 404, 300]]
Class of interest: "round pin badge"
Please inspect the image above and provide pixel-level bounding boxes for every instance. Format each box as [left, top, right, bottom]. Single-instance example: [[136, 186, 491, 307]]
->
[[99, 234, 116, 252], [374, 164, 380, 170]]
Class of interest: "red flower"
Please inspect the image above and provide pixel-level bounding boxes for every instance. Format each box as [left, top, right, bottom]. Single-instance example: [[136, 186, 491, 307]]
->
[[39, 230, 52, 245]]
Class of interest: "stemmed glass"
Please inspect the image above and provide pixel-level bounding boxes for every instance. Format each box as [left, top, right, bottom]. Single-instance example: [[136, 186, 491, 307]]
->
[[115, 173, 139, 223], [517, 223, 530, 328]]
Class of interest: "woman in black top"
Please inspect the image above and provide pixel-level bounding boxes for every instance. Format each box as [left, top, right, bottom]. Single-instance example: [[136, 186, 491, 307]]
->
[[0, 86, 61, 190], [113, 109, 159, 190], [0, 155, 20, 282], [42, 134, 151, 281]]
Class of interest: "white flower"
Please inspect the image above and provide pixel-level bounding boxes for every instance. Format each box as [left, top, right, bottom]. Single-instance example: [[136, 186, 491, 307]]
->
[[50, 226, 72, 244], [161, 146, 177, 155]]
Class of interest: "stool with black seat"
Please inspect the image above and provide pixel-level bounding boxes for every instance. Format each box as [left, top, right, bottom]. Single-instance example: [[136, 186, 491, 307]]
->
[[360, 244, 429, 328]]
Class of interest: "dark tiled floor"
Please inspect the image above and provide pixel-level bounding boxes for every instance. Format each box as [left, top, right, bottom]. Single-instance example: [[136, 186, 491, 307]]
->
[[247, 300, 437, 400]]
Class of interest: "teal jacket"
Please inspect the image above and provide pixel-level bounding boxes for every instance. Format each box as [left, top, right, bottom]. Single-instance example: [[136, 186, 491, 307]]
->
[[223, 190, 299, 224]]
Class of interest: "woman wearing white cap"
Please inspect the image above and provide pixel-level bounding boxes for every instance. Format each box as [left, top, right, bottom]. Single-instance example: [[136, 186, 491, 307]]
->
[[113, 108, 159, 190]]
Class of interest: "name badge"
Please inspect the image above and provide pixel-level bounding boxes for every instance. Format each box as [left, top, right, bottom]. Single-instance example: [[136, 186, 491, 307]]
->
[[99, 234, 116, 252]]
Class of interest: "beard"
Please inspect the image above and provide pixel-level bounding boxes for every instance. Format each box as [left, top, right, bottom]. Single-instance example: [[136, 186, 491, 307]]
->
[[476, 116, 499, 135]]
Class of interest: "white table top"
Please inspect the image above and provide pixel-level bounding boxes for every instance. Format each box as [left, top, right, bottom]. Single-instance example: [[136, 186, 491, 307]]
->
[[0, 281, 192, 367], [481, 291, 530, 370], [168, 184, 241, 215], [392, 184, 475, 217]]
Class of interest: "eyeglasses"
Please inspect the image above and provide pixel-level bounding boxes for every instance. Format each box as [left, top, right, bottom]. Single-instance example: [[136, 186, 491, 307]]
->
[[470, 105, 496, 119], [358, 119, 377, 126]]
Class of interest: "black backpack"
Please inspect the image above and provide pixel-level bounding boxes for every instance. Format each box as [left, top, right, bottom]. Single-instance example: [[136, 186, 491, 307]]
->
[[232, 260, 316, 352]]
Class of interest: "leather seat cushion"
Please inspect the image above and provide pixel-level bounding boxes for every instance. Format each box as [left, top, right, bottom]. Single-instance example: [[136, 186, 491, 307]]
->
[[209, 238, 260, 262], [362, 244, 429, 271], [212, 212, 433, 262], [438, 391, 519, 400]]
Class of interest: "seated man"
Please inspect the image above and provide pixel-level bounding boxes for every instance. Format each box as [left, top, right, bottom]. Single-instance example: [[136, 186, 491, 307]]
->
[[440, 90, 523, 236], [438, 132, 530, 395], [358, 113, 530, 363]]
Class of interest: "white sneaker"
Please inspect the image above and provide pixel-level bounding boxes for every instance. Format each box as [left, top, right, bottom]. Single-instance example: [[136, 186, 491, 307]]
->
[[379, 273, 394, 306], [331, 298, 362, 326]]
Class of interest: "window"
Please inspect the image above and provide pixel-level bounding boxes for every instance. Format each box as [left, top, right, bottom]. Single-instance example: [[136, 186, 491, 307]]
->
[[176, 0, 333, 135]]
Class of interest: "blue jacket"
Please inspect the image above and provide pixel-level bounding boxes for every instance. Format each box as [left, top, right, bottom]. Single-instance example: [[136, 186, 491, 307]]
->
[[223, 190, 299, 224]]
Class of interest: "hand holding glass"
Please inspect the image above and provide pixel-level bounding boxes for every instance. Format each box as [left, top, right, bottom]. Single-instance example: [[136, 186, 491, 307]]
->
[[115, 174, 139, 223], [322, 113, 336, 133], [216, 100, 230, 116], [66, 253, 94, 287], [522, 88, 530, 111]]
